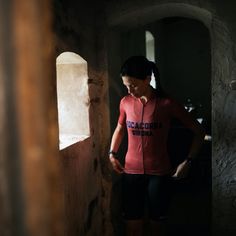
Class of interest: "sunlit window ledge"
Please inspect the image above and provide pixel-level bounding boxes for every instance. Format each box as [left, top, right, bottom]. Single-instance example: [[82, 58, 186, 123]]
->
[[59, 134, 90, 150]]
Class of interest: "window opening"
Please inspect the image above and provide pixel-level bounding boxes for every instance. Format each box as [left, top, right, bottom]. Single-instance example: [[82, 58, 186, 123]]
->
[[56, 52, 90, 150], [145, 31, 156, 88]]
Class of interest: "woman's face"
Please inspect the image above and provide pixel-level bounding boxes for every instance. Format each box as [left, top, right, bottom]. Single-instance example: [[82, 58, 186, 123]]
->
[[122, 76, 150, 98]]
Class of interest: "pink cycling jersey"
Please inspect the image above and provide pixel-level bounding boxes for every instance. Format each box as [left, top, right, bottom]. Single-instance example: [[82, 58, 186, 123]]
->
[[118, 94, 197, 175]]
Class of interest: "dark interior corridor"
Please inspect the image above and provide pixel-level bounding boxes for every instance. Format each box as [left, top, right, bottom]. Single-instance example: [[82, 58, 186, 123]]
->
[[108, 17, 211, 236]]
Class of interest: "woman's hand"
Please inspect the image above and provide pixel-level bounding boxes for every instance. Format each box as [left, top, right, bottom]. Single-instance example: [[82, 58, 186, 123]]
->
[[172, 160, 191, 179], [109, 156, 124, 174]]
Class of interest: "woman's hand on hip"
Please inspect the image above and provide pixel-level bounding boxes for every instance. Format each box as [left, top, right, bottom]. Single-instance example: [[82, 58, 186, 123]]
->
[[109, 156, 124, 174], [172, 160, 191, 179]]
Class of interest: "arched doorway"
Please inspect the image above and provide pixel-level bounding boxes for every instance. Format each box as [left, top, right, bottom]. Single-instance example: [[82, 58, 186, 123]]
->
[[106, 3, 225, 235]]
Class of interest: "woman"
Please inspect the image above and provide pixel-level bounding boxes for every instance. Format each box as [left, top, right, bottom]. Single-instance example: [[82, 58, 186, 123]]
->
[[109, 56, 205, 236]]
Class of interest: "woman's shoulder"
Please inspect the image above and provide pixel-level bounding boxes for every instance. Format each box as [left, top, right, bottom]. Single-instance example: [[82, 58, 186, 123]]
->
[[120, 94, 134, 103], [157, 95, 176, 105], [156, 96, 184, 113]]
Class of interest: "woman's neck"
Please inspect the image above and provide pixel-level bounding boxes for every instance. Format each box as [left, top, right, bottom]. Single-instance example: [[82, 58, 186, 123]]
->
[[140, 86, 154, 104]]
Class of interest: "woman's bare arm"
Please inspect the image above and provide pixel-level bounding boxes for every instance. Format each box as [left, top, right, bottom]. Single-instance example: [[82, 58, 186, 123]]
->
[[109, 123, 126, 174], [173, 120, 205, 179]]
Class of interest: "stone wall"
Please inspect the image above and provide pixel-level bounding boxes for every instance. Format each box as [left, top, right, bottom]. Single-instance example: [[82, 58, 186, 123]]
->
[[53, 0, 113, 235]]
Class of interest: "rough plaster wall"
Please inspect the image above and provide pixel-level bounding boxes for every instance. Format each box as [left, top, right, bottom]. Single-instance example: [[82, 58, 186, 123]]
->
[[105, 0, 236, 235], [53, 0, 113, 235], [60, 139, 102, 235], [211, 17, 236, 235]]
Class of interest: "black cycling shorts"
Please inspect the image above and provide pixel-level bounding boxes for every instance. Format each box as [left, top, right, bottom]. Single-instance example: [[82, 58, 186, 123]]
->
[[122, 173, 172, 221]]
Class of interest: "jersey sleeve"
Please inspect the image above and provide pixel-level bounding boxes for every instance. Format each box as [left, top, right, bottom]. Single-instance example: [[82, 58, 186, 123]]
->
[[118, 97, 126, 126]]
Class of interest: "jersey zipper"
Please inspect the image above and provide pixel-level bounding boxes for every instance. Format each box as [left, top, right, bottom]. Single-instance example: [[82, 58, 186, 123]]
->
[[141, 103, 145, 174]]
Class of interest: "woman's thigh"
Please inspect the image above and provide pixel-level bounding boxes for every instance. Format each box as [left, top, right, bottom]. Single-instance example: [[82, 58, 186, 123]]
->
[[147, 175, 172, 221]]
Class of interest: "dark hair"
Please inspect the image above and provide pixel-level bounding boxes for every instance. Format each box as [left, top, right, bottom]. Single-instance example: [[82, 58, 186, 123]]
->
[[120, 55, 165, 97]]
